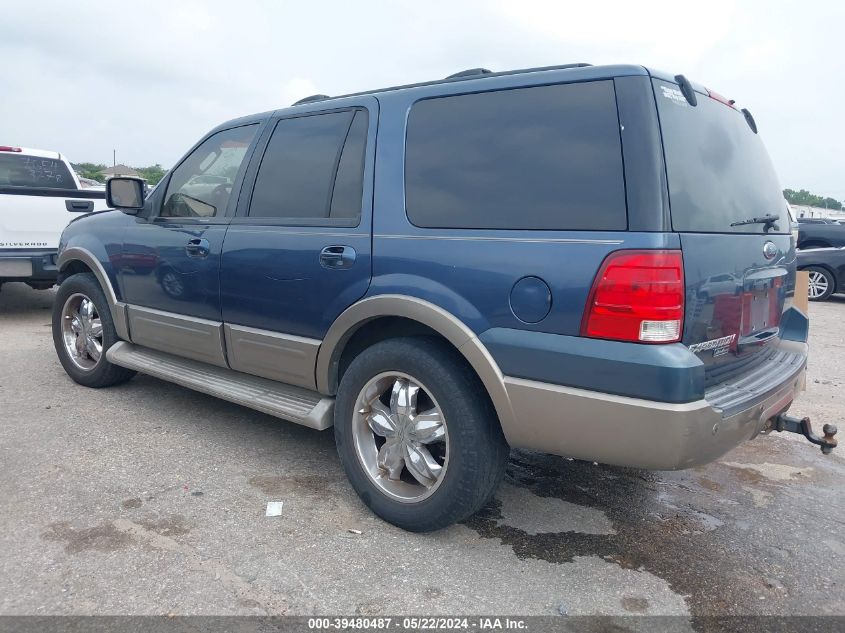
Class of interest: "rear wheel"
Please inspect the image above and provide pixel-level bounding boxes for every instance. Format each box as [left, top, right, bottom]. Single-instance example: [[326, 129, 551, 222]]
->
[[52, 273, 136, 387], [334, 337, 509, 532], [805, 266, 835, 301]]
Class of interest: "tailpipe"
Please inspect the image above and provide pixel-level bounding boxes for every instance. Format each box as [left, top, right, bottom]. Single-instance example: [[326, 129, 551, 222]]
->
[[771, 413, 837, 455]]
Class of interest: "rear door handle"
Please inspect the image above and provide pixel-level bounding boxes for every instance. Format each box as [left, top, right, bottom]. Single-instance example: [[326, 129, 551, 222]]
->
[[185, 237, 210, 258], [66, 200, 94, 212], [319, 245, 356, 270]]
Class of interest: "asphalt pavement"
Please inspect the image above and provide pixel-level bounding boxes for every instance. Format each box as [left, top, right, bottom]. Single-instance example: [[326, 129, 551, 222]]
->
[[0, 283, 843, 619]]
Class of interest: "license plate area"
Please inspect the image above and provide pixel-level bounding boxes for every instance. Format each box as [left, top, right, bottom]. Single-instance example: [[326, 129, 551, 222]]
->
[[0, 258, 33, 277]]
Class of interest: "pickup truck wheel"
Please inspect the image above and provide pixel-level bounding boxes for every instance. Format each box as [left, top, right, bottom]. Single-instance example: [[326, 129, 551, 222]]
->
[[805, 266, 835, 301], [52, 273, 136, 388], [334, 337, 509, 532]]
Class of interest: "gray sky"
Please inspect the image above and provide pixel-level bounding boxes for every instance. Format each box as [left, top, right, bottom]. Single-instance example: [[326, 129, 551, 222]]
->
[[2, 0, 843, 200]]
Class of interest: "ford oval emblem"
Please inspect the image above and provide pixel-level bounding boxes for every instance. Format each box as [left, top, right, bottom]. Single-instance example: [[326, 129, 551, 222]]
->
[[763, 241, 777, 260]]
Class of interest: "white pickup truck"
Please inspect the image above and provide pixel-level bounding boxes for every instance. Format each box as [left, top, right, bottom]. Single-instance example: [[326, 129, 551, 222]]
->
[[0, 146, 109, 292]]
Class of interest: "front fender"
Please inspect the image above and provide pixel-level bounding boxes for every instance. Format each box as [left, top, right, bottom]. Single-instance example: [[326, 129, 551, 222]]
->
[[57, 211, 131, 340]]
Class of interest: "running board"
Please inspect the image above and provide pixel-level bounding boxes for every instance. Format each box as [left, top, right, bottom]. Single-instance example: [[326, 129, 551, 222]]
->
[[106, 341, 334, 430]]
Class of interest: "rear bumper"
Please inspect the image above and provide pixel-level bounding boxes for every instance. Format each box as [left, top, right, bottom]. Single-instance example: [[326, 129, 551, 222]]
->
[[502, 343, 807, 469], [0, 249, 58, 282]]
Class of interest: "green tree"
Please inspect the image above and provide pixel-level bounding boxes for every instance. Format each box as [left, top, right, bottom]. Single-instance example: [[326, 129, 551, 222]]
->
[[71, 162, 107, 183], [134, 164, 167, 186], [822, 197, 843, 211], [783, 188, 842, 210]]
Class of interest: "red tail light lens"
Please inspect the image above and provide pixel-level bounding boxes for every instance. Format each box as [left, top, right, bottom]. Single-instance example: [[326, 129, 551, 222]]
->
[[0, 146, 22, 152], [581, 250, 685, 344]]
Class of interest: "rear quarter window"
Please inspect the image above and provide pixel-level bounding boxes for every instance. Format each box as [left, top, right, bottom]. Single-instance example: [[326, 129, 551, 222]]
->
[[0, 154, 74, 189], [405, 81, 627, 231]]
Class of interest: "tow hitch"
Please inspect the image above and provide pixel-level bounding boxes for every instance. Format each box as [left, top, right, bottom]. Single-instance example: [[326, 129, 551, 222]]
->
[[771, 413, 838, 455]]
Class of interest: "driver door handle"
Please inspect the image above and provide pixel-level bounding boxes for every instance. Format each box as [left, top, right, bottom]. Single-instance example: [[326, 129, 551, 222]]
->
[[185, 237, 210, 258]]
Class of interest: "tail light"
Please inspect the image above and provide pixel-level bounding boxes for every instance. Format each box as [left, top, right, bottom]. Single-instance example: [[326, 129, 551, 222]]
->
[[581, 250, 685, 344], [0, 146, 22, 152]]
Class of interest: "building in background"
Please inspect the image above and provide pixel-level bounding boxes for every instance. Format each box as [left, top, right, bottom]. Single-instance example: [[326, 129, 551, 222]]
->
[[790, 204, 845, 221], [101, 164, 140, 179]]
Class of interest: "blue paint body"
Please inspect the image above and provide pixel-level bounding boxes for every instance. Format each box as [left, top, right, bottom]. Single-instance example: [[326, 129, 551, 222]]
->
[[58, 63, 804, 404]]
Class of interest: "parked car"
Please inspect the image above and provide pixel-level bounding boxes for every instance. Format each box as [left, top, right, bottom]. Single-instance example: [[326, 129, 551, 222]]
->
[[76, 175, 106, 191], [798, 247, 845, 301], [797, 217, 845, 249], [797, 217, 837, 224], [0, 146, 109, 292], [52, 63, 832, 531]]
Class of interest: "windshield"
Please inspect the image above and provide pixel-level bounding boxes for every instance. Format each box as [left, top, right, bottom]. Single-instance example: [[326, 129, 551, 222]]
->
[[654, 79, 787, 234], [0, 153, 75, 189]]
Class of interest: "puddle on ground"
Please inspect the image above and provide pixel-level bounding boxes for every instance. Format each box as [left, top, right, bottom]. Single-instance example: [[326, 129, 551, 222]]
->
[[461, 450, 779, 619], [43, 521, 134, 554], [495, 482, 615, 536]]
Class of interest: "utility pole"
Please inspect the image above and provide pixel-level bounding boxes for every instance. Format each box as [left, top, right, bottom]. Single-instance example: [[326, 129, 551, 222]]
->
[[113, 149, 116, 168]]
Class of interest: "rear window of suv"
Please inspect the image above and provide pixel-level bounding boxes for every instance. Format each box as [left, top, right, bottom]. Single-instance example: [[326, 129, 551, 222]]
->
[[405, 81, 627, 231], [654, 79, 788, 234], [0, 153, 74, 189]]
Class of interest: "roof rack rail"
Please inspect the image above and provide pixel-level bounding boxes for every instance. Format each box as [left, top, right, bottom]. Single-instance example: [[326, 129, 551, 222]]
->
[[445, 68, 493, 79], [283, 63, 595, 107], [293, 94, 330, 105]]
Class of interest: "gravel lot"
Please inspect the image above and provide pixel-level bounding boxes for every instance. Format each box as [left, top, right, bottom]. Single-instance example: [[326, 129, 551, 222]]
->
[[0, 283, 843, 617]]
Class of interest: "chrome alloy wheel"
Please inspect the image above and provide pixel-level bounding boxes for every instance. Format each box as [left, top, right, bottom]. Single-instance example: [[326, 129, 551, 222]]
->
[[807, 270, 830, 299], [60, 293, 103, 370], [351, 372, 449, 503]]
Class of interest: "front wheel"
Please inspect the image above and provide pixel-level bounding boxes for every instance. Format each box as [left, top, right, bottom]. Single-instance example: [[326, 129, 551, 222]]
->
[[52, 273, 136, 388], [805, 266, 835, 301], [334, 337, 509, 532]]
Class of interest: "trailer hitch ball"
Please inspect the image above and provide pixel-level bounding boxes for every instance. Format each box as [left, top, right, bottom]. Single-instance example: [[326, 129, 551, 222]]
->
[[772, 414, 837, 455], [821, 424, 838, 455]]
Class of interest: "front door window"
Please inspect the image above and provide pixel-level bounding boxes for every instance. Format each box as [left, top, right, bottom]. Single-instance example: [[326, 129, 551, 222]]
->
[[161, 124, 258, 218]]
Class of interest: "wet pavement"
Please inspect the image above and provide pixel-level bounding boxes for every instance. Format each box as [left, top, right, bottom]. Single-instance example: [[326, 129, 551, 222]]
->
[[0, 283, 843, 618]]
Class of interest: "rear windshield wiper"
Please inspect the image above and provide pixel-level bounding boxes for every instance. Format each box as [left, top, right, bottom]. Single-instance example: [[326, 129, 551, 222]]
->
[[730, 214, 780, 232]]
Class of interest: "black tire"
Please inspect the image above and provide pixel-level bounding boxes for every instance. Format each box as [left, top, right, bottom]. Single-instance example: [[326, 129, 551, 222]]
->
[[334, 337, 509, 532], [52, 273, 136, 388], [804, 266, 835, 302]]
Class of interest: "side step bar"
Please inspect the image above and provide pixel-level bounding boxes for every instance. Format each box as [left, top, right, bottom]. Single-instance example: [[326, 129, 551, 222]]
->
[[106, 341, 334, 430]]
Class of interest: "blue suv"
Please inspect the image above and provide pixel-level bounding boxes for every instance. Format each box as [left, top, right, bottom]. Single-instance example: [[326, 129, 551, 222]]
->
[[52, 64, 835, 531]]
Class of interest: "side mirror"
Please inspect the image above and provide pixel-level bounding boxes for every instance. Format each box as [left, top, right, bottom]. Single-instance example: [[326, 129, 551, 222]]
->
[[106, 177, 145, 213]]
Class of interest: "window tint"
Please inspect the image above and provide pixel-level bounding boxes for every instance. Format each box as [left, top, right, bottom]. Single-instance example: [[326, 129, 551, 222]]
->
[[0, 154, 74, 189], [330, 111, 368, 219], [654, 79, 787, 234], [405, 81, 626, 231], [249, 109, 368, 222], [161, 124, 258, 218]]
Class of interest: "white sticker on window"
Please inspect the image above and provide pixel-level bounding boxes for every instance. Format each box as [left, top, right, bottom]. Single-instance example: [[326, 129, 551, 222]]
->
[[660, 85, 689, 106]]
